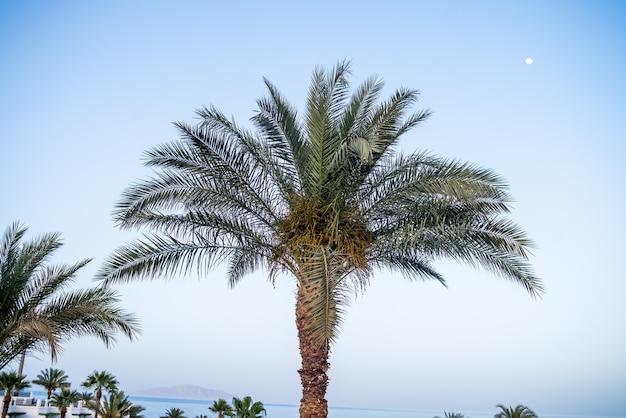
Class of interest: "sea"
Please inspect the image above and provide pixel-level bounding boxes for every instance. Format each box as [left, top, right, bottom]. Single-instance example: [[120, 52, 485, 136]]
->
[[126, 396, 619, 418], [22, 391, 618, 418]]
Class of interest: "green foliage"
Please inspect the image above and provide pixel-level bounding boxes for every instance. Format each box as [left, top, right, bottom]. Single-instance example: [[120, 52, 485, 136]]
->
[[79, 391, 95, 402], [50, 387, 81, 418], [32, 367, 71, 400], [494, 404, 538, 418], [98, 62, 542, 346], [209, 399, 234, 418], [0, 222, 140, 370], [162, 407, 187, 418], [82, 370, 119, 396], [126, 402, 146, 418], [82, 370, 119, 418], [96, 61, 542, 418], [0, 370, 31, 418], [232, 396, 266, 418], [89, 390, 143, 418], [0, 370, 31, 392]]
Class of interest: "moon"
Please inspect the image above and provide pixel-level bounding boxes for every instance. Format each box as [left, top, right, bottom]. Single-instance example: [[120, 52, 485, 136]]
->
[[525, 57, 534, 64]]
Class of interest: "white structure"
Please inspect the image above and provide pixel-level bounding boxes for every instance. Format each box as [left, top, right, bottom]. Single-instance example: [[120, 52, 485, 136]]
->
[[0, 392, 93, 418]]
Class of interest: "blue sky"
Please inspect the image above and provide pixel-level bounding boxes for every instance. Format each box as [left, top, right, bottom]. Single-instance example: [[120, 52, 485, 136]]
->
[[1, 1, 625, 416]]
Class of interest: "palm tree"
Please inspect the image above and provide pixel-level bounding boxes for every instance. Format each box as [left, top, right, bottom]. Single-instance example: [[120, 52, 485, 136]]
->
[[32, 367, 71, 401], [0, 222, 141, 371], [82, 370, 118, 418], [0, 371, 31, 418], [127, 403, 146, 418], [50, 387, 81, 418], [208, 399, 234, 418], [79, 390, 95, 403], [162, 407, 187, 418], [90, 390, 143, 418], [96, 61, 543, 418], [232, 396, 265, 418], [494, 404, 538, 418]]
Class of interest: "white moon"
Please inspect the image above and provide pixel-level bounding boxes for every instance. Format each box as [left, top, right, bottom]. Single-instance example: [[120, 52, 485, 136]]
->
[[525, 57, 534, 64]]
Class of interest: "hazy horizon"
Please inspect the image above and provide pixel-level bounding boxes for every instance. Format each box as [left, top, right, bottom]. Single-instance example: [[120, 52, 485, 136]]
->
[[1, 1, 625, 417]]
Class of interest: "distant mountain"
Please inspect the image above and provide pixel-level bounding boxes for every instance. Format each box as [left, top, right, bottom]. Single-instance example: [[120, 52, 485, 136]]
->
[[133, 384, 234, 400]]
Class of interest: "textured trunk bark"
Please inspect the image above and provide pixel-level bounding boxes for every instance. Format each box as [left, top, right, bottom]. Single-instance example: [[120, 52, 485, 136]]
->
[[296, 287, 330, 418], [16, 350, 26, 377], [94, 391, 101, 418], [1, 393, 11, 418]]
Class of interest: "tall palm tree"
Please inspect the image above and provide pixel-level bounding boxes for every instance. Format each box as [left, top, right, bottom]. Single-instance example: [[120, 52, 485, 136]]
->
[[96, 61, 542, 418], [82, 370, 118, 418], [50, 387, 81, 418], [0, 371, 31, 418], [208, 399, 234, 418], [32, 367, 71, 401], [0, 222, 141, 371], [161, 407, 187, 418], [232, 396, 265, 418], [494, 404, 538, 418]]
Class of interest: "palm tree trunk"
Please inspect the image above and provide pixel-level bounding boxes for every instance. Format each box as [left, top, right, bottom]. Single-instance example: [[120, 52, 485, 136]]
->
[[296, 287, 329, 418], [94, 390, 101, 418], [2, 393, 11, 418], [16, 350, 26, 377]]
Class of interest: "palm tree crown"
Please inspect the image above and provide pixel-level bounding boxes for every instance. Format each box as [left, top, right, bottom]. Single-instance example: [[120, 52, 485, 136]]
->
[[0, 222, 141, 370], [209, 399, 234, 418], [0, 371, 31, 418], [232, 396, 266, 418], [494, 404, 538, 418], [32, 367, 71, 401], [50, 387, 81, 418], [82, 370, 119, 418], [162, 407, 187, 418], [91, 390, 143, 418], [97, 61, 542, 418]]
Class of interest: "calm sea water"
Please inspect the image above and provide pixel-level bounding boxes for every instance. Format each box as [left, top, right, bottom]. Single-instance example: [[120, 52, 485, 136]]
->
[[127, 396, 618, 418]]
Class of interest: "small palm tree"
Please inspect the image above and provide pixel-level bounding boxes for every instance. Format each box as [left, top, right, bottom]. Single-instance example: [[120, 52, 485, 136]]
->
[[209, 399, 234, 418], [82, 370, 118, 418], [127, 402, 146, 418], [162, 407, 187, 418], [0, 371, 31, 418], [50, 387, 81, 418], [232, 396, 266, 418], [91, 390, 142, 418], [79, 390, 95, 403], [32, 368, 71, 401], [494, 404, 538, 418]]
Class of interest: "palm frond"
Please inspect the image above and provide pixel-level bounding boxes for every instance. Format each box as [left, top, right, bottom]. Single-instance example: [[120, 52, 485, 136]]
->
[[254, 78, 305, 190]]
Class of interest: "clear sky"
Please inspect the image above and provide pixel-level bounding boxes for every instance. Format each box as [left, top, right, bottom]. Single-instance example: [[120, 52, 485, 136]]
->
[[1, 1, 625, 416]]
